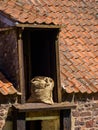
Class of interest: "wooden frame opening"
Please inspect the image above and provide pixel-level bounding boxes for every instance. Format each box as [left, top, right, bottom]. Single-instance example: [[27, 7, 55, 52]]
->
[[22, 27, 61, 103], [13, 103, 75, 130]]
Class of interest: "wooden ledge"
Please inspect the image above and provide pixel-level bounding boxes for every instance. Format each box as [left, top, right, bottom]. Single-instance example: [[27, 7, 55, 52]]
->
[[13, 102, 76, 112]]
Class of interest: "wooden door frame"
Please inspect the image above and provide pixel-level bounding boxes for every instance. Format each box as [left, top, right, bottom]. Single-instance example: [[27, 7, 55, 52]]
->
[[18, 26, 62, 103]]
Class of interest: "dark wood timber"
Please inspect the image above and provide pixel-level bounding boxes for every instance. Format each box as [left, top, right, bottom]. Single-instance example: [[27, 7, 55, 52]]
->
[[18, 29, 26, 103], [60, 110, 71, 130], [13, 110, 26, 130], [13, 102, 76, 112], [55, 33, 62, 103], [13, 103, 74, 130], [23, 30, 32, 100]]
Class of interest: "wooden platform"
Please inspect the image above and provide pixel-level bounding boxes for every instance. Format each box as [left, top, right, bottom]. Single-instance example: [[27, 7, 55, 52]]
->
[[13, 102, 76, 130], [13, 102, 76, 112]]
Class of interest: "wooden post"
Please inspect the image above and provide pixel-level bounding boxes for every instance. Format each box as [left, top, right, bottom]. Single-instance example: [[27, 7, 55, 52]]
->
[[55, 32, 62, 103], [13, 110, 26, 130], [60, 109, 71, 130], [18, 29, 25, 103]]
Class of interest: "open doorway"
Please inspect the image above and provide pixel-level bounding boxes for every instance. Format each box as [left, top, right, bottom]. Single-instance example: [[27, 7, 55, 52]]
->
[[22, 28, 60, 102], [26, 120, 41, 130]]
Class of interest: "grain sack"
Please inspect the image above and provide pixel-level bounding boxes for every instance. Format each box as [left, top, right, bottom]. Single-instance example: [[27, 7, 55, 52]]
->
[[27, 76, 54, 104]]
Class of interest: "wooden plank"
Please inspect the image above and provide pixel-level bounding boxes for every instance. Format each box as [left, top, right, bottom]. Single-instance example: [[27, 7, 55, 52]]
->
[[26, 116, 59, 121], [16, 23, 61, 28], [13, 102, 76, 112], [18, 30, 26, 103]]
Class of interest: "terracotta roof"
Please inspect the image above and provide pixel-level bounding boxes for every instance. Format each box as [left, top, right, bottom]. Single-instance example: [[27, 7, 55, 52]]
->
[[0, 0, 98, 94], [0, 72, 21, 95]]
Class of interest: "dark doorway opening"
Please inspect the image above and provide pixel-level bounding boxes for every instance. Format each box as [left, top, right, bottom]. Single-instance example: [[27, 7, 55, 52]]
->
[[26, 120, 41, 130], [22, 28, 60, 102]]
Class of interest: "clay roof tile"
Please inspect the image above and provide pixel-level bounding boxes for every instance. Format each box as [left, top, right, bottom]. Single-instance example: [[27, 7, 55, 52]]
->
[[0, 72, 21, 95], [0, 0, 98, 94]]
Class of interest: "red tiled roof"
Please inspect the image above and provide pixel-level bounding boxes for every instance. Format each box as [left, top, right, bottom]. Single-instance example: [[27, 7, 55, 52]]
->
[[0, 72, 21, 95], [0, 0, 98, 94]]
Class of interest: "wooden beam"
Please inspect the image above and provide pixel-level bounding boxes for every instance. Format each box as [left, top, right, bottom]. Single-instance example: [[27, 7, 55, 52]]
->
[[26, 116, 59, 121], [18, 29, 26, 103], [13, 103, 75, 130], [55, 33, 62, 103], [13, 102, 76, 112], [16, 23, 61, 28]]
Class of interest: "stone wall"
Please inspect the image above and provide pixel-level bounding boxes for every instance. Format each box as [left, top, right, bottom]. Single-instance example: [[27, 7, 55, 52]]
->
[[0, 94, 18, 130], [0, 104, 11, 130], [63, 93, 98, 130], [72, 100, 98, 130]]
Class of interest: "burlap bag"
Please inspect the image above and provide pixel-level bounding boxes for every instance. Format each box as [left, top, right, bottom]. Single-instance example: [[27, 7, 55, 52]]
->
[[27, 76, 54, 104]]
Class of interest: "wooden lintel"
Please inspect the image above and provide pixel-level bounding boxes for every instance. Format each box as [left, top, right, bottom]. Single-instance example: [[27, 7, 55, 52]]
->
[[16, 23, 61, 29], [13, 102, 76, 112], [26, 116, 59, 121]]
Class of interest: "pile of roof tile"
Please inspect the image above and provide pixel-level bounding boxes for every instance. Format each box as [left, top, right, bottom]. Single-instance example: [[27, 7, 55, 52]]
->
[[0, 72, 21, 95]]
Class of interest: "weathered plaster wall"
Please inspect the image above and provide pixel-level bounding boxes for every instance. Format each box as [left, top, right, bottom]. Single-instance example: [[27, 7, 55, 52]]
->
[[0, 29, 19, 87]]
